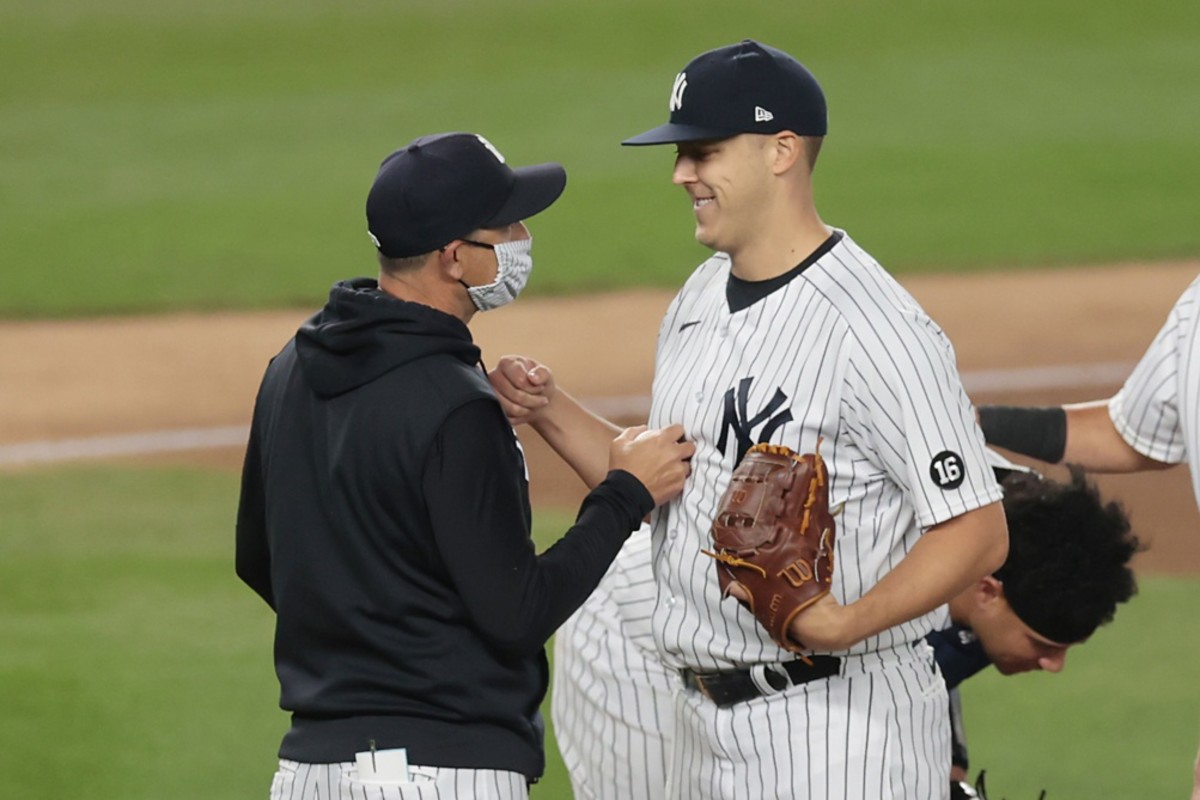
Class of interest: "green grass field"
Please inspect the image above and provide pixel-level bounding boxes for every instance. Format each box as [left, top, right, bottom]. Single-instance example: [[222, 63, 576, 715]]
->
[[0, 466, 1196, 798], [1, 0, 1198, 317], [3, 1, 1199, 797]]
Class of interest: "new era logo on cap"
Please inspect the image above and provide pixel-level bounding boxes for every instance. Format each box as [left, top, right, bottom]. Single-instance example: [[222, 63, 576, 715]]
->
[[754, 106, 774, 122]]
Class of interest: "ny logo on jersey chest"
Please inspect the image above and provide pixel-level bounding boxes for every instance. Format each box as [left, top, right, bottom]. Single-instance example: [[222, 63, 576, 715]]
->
[[717, 377, 794, 463]]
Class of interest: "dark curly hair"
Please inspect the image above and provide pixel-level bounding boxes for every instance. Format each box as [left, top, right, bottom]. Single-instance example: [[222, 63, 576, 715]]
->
[[993, 465, 1143, 644]]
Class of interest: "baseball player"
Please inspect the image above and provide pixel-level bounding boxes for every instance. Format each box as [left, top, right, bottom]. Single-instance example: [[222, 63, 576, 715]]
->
[[235, 132, 694, 800], [489, 40, 1008, 798], [976, 272, 1200, 800]]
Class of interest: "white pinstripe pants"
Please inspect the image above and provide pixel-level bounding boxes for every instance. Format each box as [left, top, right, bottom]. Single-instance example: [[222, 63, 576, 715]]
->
[[552, 600, 675, 800], [267, 759, 528, 800], [666, 647, 951, 800]]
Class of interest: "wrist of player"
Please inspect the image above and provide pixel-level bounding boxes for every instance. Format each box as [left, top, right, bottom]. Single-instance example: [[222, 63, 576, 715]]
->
[[527, 393, 569, 435], [785, 594, 860, 652], [976, 405, 1067, 463]]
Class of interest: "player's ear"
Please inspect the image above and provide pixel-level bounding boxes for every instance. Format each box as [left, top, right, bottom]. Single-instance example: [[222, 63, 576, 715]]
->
[[977, 575, 1005, 605], [769, 132, 803, 176]]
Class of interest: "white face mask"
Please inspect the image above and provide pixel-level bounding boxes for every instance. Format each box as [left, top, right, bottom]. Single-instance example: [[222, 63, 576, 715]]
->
[[461, 236, 533, 311]]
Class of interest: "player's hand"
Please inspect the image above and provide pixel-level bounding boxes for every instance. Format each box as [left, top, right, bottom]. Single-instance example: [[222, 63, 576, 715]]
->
[[609, 423, 695, 507], [488, 354, 556, 426], [722, 584, 856, 650]]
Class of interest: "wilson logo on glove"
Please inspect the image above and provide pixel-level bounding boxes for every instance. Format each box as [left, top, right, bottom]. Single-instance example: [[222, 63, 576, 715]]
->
[[702, 441, 838, 654]]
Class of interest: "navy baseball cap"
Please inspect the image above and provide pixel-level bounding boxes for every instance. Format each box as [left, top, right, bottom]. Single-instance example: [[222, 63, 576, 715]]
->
[[623, 40, 827, 146], [366, 132, 567, 258]]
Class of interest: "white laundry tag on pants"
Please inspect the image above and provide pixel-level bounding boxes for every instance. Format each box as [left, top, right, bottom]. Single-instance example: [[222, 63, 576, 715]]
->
[[354, 747, 409, 784]]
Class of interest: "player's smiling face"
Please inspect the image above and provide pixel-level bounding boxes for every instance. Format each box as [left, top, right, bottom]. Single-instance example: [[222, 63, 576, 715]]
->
[[672, 135, 774, 254]]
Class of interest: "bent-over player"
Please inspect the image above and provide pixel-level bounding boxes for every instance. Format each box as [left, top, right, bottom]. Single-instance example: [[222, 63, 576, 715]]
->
[[936, 463, 1141, 798], [490, 40, 1007, 799], [977, 272, 1200, 800]]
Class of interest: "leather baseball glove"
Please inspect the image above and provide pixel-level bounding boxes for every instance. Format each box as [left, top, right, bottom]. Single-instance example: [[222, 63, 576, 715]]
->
[[703, 442, 836, 653]]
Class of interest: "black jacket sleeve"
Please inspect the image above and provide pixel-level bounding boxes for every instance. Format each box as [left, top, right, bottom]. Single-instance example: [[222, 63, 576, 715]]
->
[[235, 419, 274, 609], [423, 398, 653, 656]]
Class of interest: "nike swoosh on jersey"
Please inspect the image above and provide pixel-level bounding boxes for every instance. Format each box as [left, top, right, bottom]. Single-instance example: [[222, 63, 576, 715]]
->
[[678, 320, 701, 332]]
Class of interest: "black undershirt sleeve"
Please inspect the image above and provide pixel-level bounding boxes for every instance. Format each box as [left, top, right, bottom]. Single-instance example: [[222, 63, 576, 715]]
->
[[423, 398, 653, 657], [976, 405, 1068, 464]]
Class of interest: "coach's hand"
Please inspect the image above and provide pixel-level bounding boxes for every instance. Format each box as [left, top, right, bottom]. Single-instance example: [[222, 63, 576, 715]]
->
[[610, 424, 694, 507], [488, 354, 556, 425]]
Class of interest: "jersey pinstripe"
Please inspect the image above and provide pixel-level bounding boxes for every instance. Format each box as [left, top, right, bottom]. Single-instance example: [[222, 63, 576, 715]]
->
[[648, 231, 1003, 671], [552, 527, 675, 800], [1110, 273, 1200, 509]]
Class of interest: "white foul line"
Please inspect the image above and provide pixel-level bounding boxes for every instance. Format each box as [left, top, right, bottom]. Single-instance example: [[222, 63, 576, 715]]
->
[[0, 426, 251, 468], [0, 361, 1136, 469]]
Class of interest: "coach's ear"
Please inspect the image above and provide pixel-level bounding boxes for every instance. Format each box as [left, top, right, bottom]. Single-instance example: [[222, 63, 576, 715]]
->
[[769, 132, 803, 176]]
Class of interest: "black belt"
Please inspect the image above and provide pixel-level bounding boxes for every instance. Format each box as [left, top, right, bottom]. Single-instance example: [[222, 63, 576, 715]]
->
[[680, 656, 841, 708]]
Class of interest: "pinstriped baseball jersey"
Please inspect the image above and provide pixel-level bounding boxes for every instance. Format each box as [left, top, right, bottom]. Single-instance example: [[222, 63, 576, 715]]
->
[[648, 230, 1003, 671], [1110, 273, 1200, 509]]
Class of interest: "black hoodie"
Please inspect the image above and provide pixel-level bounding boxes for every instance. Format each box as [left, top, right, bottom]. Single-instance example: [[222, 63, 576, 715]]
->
[[236, 278, 652, 778]]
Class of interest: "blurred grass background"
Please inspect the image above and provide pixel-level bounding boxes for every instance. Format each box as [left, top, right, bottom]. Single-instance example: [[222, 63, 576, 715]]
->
[[2, 0, 1199, 797], [1, 0, 1198, 316], [1, 468, 1198, 798]]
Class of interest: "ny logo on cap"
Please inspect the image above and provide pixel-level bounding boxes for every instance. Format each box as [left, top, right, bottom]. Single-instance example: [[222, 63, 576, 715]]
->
[[669, 72, 688, 112], [475, 134, 506, 164], [755, 106, 774, 123]]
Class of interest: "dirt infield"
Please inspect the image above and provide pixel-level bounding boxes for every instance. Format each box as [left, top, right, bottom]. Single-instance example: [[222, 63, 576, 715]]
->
[[2, 261, 1198, 573]]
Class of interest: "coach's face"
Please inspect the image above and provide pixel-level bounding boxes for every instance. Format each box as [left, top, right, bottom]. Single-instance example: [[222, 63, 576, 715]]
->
[[672, 134, 775, 255], [450, 221, 531, 287], [970, 580, 1073, 676]]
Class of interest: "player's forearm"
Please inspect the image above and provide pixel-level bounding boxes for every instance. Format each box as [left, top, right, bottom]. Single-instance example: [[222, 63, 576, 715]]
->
[[978, 401, 1169, 473], [1062, 401, 1171, 472], [530, 389, 624, 489], [846, 502, 1008, 645]]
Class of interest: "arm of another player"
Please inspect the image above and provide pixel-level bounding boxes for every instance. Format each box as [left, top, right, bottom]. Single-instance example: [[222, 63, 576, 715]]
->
[[428, 400, 692, 655], [1064, 400, 1171, 471], [1192, 743, 1200, 800], [788, 501, 1008, 652], [979, 400, 1171, 473], [489, 354, 627, 490]]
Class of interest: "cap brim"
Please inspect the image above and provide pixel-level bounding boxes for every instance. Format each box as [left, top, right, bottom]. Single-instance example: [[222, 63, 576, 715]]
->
[[483, 163, 567, 227], [621, 122, 736, 146]]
